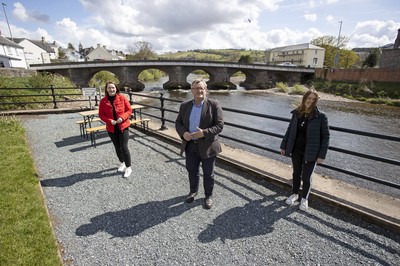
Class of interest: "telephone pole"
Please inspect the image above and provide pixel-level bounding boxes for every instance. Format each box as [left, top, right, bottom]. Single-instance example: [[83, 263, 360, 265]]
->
[[2, 2, 13, 41]]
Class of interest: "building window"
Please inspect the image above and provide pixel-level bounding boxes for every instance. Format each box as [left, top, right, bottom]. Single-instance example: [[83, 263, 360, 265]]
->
[[313, 58, 318, 64]]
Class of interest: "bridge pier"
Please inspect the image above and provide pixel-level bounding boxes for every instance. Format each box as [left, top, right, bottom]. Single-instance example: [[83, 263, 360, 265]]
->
[[163, 66, 191, 90], [207, 67, 236, 90]]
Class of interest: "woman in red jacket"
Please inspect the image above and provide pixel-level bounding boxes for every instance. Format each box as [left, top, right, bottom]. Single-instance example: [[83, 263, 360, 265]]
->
[[99, 81, 133, 178]]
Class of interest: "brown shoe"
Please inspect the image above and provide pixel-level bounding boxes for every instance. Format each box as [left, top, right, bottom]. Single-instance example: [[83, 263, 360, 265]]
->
[[185, 192, 198, 203], [204, 196, 213, 209]]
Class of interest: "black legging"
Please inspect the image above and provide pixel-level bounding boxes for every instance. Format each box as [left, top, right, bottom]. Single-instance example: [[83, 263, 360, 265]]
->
[[291, 151, 316, 200], [108, 128, 131, 167]]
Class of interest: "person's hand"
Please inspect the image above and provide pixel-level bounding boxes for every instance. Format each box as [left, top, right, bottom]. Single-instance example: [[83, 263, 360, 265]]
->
[[190, 127, 204, 139], [317, 158, 324, 164], [183, 132, 192, 141], [111, 120, 117, 125], [116, 118, 123, 123], [280, 149, 285, 155]]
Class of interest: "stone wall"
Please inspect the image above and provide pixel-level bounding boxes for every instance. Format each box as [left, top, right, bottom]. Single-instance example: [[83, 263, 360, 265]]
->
[[380, 49, 400, 69], [0, 68, 36, 77], [315, 68, 400, 82]]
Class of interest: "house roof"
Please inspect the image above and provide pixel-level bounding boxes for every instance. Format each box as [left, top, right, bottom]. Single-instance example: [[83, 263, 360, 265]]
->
[[0, 35, 23, 49], [270, 43, 324, 52], [12, 37, 55, 53]]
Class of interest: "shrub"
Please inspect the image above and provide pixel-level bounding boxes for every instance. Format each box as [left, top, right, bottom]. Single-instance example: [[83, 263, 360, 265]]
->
[[291, 83, 306, 95], [275, 82, 289, 93]]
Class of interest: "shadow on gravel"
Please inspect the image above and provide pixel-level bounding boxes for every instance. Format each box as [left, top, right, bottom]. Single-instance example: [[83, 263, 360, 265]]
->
[[75, 195, 188, 238], [198, 194, 290, 243], [40, 168, 118, 187], [54, 135, 85, 148], [286, 214, 396, 266]]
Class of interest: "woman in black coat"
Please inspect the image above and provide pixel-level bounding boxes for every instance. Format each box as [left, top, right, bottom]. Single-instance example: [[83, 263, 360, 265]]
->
[[280, 89, 330, 211]]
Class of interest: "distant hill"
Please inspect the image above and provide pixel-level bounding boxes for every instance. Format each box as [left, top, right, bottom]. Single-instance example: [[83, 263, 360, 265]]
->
[[157, 48, 267, 63]]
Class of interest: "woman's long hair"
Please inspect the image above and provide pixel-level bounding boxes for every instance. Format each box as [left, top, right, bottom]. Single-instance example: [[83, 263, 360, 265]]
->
[[296, 89, 319, 117], [104, 81, 121, 97]]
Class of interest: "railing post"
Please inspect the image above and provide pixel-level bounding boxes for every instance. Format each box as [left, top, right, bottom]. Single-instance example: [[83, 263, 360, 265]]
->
[[50, 85, 58, 109], [128, 87, 133, 105], [159, 92, 167, 130], [94, 85, 99, 106]]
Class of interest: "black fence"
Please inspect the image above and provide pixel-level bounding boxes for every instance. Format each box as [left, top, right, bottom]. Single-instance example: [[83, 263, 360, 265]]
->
[[1, 86, 399, 193], [0, 86, 98, 110], [125, 91, 400, 192]]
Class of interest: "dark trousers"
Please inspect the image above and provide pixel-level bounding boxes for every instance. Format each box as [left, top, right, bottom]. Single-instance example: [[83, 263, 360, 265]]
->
[[108, 128, 131, 167], [291, 151, 316, 200], [185, 141, 216, 197]]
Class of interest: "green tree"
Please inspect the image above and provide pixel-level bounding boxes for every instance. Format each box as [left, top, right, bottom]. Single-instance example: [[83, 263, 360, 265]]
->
[[238, 55, 253, 64], [311, 35, 350, 68], [89, 71, 119, 88], [67, 43, 75, 50], [58, 48, 67, 60], [362, 48, 381, 68], [339, 49, 360, 68]]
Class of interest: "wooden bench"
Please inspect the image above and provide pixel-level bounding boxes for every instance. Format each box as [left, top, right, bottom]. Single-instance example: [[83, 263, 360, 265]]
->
[[86, 118, 151, 147], [76, 117, 102, 137]]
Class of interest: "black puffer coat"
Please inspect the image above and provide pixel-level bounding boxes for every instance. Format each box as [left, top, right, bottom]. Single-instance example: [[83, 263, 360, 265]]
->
[[280, 107, 330, 162]]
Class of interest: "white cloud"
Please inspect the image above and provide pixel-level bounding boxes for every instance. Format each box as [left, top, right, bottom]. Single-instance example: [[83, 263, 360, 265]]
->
[[12, 2, 49, 23], [304, 13, 317, 22], [349, 20, 400, 47]]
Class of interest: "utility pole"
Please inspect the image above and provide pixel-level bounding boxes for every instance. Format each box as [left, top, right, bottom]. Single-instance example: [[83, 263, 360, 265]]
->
[[2, 2, 13, 41], [334, 21, 343, 68]]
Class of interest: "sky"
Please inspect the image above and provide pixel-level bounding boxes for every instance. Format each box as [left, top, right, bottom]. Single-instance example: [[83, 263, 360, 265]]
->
[[0, 0, 399, 54]]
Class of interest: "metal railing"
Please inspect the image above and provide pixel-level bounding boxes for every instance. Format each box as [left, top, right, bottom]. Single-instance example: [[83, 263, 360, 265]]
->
[[0, 86, 97, 109], [126, 91, 400, 191]]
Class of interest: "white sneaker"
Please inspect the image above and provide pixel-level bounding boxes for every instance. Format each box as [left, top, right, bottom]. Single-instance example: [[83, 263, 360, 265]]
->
[[117, 162, 126, 173], [285, 194, 299, 205], [299, 198, 308, 211], [124, 167, 132, 178]]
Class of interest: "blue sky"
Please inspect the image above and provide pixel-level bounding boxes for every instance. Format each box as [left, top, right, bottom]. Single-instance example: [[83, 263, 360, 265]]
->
[[1, 0, 399, 53]]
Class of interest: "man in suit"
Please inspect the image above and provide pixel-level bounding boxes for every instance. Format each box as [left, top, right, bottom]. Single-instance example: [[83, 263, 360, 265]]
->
[[175, 79, 224, 209]]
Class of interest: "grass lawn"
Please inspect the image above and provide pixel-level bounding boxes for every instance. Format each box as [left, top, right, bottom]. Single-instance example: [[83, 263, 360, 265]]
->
[[0, 116, 61, 266]]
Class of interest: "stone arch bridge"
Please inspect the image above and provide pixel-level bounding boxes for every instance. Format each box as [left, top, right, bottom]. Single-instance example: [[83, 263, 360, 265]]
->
[[31, 60, 315, 91]]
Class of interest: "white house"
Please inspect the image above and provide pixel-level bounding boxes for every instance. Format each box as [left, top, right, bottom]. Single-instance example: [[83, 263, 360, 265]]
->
[[11, 37, 58, 66], [267, 43, 325, 68], [86, 44, 120, 61], [0, 34, 28, 68]]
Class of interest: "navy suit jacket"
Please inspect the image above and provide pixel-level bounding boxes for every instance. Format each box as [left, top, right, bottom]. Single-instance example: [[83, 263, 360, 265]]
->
[[175, 98, 224, 159]]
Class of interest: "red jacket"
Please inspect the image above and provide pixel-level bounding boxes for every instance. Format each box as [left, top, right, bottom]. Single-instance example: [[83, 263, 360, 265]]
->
[[99, 93, 132, 133]]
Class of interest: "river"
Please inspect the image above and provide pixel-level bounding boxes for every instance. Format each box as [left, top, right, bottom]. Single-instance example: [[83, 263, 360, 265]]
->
[[139, 75, 400, 198]]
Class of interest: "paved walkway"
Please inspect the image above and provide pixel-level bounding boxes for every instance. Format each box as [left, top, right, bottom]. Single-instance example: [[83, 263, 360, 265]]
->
[[20, 112, 400, 265]]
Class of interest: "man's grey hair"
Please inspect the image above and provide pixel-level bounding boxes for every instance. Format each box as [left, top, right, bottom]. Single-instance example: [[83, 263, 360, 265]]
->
[[191, 79, 207, 89]]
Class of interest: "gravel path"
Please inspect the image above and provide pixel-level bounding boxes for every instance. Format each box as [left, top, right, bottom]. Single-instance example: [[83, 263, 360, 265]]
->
[[23, 113, 400, 266]]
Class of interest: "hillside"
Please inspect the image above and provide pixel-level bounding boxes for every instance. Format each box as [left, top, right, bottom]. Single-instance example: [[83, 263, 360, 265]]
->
[[157, 48, 267, 63]]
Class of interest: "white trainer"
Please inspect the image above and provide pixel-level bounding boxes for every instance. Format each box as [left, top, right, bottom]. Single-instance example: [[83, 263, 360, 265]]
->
[[117, 162, 126, 173], [285, 194, 299, 205], [299, 198, 308, 211], [124, 167, 132, 178]]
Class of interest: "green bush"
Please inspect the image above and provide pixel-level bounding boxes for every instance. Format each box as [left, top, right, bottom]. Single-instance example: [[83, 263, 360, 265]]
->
[[291, 83, 306, 95], [275, 82, 289, 93]]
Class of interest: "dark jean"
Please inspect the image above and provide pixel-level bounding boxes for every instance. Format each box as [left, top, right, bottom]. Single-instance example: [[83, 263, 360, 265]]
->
[[185, 141, 216, 197], [291, 151, 316, 200], [108, 127, 131, 167]]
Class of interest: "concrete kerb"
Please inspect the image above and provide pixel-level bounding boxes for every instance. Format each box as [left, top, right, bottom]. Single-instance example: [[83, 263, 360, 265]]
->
[[145, 120, 400, 233]]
